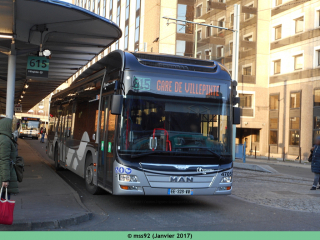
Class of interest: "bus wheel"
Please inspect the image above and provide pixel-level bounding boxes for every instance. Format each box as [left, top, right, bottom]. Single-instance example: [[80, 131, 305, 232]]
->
[[54, 145, 62, 171], [85, 155, 101, 195]]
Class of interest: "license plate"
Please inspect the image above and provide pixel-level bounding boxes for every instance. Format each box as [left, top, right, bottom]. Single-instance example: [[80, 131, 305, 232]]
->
[[28, 135, 32, 138], [168, 189, 193, 195]]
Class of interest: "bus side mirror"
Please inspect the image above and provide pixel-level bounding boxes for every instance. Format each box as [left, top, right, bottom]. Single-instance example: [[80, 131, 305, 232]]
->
[[233, 107, 241, 124], [111, 94, 123, 115]]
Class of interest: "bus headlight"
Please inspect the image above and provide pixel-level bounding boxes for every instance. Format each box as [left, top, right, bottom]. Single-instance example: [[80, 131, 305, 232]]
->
[[220, 176, 232, 183], [119, 174, 139, 182]]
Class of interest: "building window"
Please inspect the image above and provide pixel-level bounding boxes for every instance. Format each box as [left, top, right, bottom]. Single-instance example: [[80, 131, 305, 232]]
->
[[274, 60, 281, 74], [207, 0, 211, 12], [314, 89, 320, 107], [38, 100, 44, 108], [135, 0, 141, 51], [92, 0, 95, 12], [196, 52, 201, 59], [206, 25, 211, 37], [124, 25, 129, 50], [196, 4, 202, 18], [218, 18, 224, 32], [239, 94, 252, 108], [317, 10, 320, 27], [314, 117, 320, 143], [295, 16, 304, 33], [177, 4, 187, 34], [270, 94, 279, 110], [109, 0, 113, 20], [217, 46, 224, 58], [270, 130, 278, 144], [289, 92, 301, 146], [229, 42, 233, 55], [244, 35, 253, 42], [275, 0, 282, 6], [218, 0, 225, 2], [116, 0, 120, 26], [97, 0, 100, 14], [88, 0, 91, 10], [294, 54, 303, 70], [176, 40, 186, 56], [289, 121, 300, 146], [244, 4, 254, 20], [230, 13, 234, 27], [102, 0, 106, 17], [274, 25, 281, 40], [197, 30, 201, 41], [316, 50, 320, 66], [124, 0, 130, 50], [290, 92, 301, 109], [243, 66, 252, 75], [205, 49, 211, 60]]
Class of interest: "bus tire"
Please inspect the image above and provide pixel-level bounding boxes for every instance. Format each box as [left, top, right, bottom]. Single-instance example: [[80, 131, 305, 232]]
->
[[54, 145, 62, 171], [85, 154, 102, 195]]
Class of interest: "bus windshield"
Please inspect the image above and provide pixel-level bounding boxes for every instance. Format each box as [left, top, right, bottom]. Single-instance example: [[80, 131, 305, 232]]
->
[[118, 95, 231, 159], [21, 120, 40, 131]]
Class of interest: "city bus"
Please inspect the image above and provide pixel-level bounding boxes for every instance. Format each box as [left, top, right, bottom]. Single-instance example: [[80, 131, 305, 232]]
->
[[19, 117, 41, 139], [47, 50, 240, 195]]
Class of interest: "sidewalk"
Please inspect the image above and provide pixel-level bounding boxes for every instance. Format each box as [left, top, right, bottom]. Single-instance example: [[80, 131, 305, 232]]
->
[[235, 156, 311, 169], [0, 139, 92, 231]]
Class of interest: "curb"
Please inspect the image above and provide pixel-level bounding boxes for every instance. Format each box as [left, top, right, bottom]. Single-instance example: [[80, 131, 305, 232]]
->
[[234, 162, 277, 173], [0, 212, 93, 231]]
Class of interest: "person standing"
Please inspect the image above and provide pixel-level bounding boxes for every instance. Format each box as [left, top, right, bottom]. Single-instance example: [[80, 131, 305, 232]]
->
[[310, 136, 320, 190], [0, 118, 19, 199], [40, 126, 46, 143]]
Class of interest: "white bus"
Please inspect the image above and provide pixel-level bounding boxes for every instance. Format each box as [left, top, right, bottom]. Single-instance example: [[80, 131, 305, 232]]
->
[[47, 50, 239, 195]]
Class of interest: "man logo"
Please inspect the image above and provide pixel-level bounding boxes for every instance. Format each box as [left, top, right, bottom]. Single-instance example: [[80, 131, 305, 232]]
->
[[169, 176, 193, 182]]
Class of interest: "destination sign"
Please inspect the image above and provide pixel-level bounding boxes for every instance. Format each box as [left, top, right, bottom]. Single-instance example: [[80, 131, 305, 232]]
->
[[22, 117, 40, 121], [132, 76, 228, 98]]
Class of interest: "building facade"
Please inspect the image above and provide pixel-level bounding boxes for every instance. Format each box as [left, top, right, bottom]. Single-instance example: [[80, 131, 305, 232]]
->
[[71, 0, 320, 160]]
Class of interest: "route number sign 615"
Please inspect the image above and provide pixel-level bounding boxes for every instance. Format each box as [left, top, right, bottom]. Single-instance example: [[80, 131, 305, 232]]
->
[[26, 56, 49, 78]]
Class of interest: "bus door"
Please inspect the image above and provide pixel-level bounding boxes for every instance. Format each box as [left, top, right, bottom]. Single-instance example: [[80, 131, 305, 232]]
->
[[98, 95, 115, 189]]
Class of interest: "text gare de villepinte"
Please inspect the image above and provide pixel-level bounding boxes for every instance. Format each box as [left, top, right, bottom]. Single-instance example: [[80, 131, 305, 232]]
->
[[156, 80, 221, 96]]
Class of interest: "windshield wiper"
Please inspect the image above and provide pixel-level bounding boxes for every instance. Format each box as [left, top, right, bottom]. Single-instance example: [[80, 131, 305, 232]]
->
[[130, 151, 168, 159], [175, 146, 222, 160]]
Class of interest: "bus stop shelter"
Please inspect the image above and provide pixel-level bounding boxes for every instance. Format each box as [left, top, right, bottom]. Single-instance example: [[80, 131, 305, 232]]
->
[[0, 0, 122, 118]]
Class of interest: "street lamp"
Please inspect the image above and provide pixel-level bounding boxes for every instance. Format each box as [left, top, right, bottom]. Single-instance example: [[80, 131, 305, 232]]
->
[[193, 19, 206, 59]]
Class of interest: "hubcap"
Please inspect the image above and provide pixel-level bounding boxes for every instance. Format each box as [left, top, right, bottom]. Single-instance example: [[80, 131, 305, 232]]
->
[[86, 165, 93, 185]]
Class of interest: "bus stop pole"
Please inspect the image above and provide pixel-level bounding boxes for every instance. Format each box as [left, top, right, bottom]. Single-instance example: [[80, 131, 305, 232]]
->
[[6, 40, 16, 119], [232, 4, 240, 161]]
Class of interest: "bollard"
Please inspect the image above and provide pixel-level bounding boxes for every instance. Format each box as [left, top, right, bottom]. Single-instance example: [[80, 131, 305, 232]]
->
[[255, 146, 256, 159], [243, 141, 246, 163], [299, 147, 301, 164]]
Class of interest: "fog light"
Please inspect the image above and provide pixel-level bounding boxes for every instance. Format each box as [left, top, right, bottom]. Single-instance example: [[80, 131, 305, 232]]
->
[[221, 176, 232, 183], [218, 186, 232, 191], [119, 174, 138, 182], [120, 185, 138, 190]]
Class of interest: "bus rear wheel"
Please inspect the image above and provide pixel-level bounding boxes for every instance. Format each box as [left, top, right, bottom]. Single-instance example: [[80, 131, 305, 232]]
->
[[85, 155, 102, 195], [54, 145, 62, 171]]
